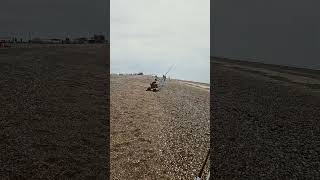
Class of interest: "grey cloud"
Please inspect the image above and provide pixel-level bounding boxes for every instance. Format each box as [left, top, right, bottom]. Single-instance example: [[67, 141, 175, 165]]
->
[[212, 0, 320, 69], [111, 0, 210, 83], [0, 0, 109, 39]]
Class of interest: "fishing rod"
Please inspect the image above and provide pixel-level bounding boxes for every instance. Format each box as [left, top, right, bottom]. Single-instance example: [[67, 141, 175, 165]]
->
[[195, 149, 210, 180], [158, 64, 174, 87], [164, 64, 174, 76]]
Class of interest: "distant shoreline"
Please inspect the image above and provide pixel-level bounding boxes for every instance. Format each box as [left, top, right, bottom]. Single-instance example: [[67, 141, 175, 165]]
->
[[212, 56, 320, 72], [110, 73, 210, 86], [177, 79, 210, 87]]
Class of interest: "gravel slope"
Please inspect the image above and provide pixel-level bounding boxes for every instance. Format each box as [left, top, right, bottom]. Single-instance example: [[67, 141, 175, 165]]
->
[[111, 75, 209, 179], [211, 58, 320, 179], [0, 44, 109, 179]]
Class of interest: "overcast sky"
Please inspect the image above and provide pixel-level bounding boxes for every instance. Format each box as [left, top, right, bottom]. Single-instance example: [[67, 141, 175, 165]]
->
[[212, 0, 320, 70], [0, 0, 109, 39], [111, 0, 210, 83]]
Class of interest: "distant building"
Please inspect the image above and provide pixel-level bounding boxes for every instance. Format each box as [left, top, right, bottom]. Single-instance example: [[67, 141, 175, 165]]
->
[[65, 38, 71, 44], [49, 38, 62, 44], [30, 38, 42, 43], [0, 37, 13, 43], [30, 38, 62, 44], [94, 34, 105, 43], [73, 37, 88, 44], [88, 39, 95, 44], [88, 34, 105, 43], [22, 34, 106, 44]]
